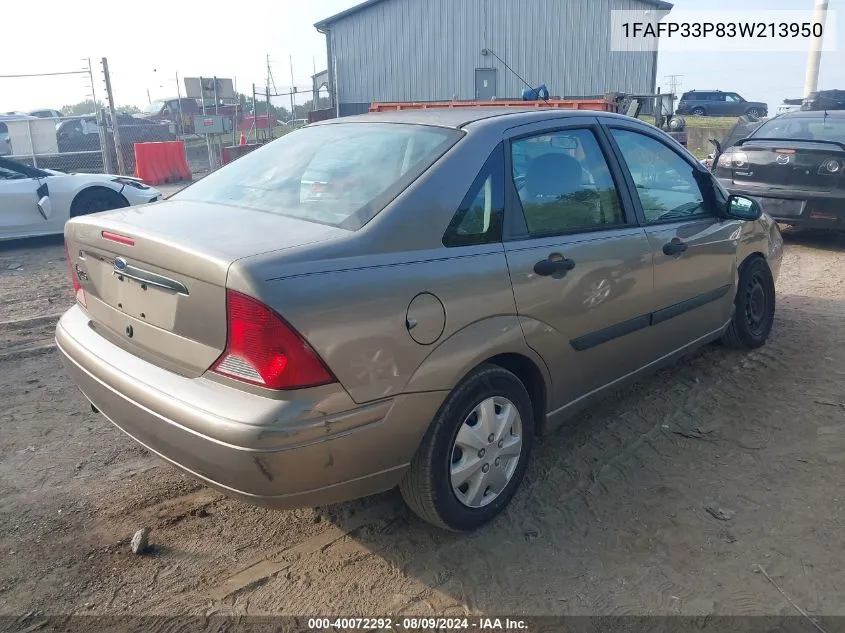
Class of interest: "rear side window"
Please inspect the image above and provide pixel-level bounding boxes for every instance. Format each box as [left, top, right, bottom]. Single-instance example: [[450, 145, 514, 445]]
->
[[174, 123, 461, 230], [443, 144, 504, 247]]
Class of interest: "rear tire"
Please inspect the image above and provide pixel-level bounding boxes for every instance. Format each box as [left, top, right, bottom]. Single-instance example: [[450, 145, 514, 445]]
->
[[722, 257, 775, 349], [400, 364, 535, 531], [691, 107, 706, 116], [70, 188, 129, 217]]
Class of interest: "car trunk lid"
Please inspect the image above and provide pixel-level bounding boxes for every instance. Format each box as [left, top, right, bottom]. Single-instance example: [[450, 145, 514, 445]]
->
[[65, 199, 349, 378], [729, 139, 845, 192]]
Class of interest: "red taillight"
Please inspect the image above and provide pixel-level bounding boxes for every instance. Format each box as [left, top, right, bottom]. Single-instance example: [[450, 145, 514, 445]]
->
[[102, 231, 135, 246], [211, 290, 335, 390], [64, 242, 86, 308]]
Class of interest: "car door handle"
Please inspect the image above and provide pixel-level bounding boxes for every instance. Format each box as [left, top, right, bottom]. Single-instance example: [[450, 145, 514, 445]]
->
[[534, 254, 576, 277], [663, 238, 688, 257]]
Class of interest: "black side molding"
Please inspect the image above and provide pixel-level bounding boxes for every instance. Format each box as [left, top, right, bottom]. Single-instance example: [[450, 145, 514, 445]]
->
[[651, 284, 731, 327], [570, 284, 733, 351], [570, 314, 651, 352]]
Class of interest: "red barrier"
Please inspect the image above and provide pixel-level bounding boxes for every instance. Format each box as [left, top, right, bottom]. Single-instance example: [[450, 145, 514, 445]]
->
[[134, 141, 192, 185], [166, 141, 192, 182]]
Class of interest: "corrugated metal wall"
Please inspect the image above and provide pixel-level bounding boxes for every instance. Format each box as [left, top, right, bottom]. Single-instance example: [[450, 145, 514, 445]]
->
[[325, 0, 660, 107]]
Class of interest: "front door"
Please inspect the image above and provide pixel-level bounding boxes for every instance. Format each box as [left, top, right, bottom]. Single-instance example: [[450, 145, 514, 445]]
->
[[606, 126, 741, 361], [475, 69, 497, 101], [503, 123, 654, 411], [0, 165, 46, 237]]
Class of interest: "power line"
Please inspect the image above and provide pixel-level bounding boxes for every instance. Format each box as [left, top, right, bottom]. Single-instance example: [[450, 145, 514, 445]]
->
[[0, 70, 88, 78]]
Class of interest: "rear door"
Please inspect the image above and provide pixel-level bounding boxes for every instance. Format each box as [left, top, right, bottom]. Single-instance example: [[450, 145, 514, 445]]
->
[[710, 93, 728, 116], [502, 119, 654, 410], [605, 124, 740, 361]]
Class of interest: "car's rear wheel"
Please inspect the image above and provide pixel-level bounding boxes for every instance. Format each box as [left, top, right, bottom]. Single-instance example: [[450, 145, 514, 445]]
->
[[691, 107, 706, 116], [70, 187, 129, 217], [400, 364, 534, 531], [722, 257, 776, 349]]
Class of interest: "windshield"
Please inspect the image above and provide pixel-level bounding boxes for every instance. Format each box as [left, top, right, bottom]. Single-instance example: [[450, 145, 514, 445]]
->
[[144, 100, 166, 114], [752, 116, 845, 144], [173, 123, 461, 229]]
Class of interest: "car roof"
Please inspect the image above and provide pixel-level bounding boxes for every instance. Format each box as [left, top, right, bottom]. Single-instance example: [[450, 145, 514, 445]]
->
[[777, 109, 845, 118], [314, 107, 637, 131]]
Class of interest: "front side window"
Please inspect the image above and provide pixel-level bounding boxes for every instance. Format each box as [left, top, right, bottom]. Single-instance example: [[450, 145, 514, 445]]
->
[[725, 94, 742, 103], [511, 128, 625, 236], [174, 123, 461, 230], [610, 129, 707, 224]]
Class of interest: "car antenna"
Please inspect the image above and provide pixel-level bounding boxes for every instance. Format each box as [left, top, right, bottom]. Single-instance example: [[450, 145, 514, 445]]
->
[[481, 47, 550, 104]]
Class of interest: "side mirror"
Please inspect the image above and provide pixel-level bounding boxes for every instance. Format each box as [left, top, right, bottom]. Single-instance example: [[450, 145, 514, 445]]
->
[[726, 194, 762, 221]]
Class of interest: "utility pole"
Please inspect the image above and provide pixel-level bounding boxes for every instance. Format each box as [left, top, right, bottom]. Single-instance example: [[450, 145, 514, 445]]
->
[[199, 76, 214, 171], [267, 84, 273, 140], [175, 71, 184, 136], [804, 0, 829, 97], [101, 57, 126, 175], [289, 55, 296, 121], [251, 83, 257, 141], [87, 57, 112, 174]]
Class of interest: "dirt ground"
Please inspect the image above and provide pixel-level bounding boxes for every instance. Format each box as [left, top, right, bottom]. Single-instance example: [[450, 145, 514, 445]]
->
[[1, 228, 844, 618]]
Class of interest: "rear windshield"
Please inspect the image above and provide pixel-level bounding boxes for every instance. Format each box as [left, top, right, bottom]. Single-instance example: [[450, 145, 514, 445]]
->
[[752, 117, 845, 144], [174, 123, 460, 230]]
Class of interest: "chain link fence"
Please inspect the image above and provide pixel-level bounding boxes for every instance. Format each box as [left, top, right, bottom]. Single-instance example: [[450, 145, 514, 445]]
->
[[3, 111, 182, 175]]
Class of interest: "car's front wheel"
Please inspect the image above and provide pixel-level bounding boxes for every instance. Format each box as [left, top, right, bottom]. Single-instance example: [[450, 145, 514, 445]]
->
[[746, 108, 763, 119], [691, 107, 706, 116], [722, 256, 776, 349], [400, 364, 535, 531]]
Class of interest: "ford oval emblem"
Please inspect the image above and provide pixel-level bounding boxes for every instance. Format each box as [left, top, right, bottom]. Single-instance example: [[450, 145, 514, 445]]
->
[[114, 257, 127, 272]]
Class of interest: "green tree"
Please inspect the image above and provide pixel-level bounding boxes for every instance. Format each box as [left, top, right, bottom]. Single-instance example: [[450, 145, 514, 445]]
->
[[60, 99, 103, 116]]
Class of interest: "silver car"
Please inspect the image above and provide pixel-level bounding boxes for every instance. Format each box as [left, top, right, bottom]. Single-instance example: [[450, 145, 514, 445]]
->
[[57, 109, 783, 531]]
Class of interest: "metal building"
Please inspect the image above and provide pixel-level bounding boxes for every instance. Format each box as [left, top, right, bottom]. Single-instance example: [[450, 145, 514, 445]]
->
[[315, 0, 673, 116]]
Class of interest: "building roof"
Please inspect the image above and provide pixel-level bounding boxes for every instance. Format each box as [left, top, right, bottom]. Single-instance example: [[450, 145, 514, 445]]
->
[[315, 0, 673, 29], [313, 106, 644, 130]]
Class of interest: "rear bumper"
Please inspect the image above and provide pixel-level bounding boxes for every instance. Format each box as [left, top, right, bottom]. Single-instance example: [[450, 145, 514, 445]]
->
[[56, 305, 445, 508], [719, 180, 845, 229]]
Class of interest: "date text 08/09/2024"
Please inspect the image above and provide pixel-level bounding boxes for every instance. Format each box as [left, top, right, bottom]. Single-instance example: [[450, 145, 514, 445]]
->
[[621, 21, 824, 39], [307, 617, 529, 631]]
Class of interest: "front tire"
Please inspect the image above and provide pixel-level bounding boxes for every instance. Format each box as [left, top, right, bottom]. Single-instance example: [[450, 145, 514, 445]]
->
[[746, 108, 763, 120], [722, 257, 776, 349], [70, 188, 129, 217], [691, 107, 706, 116], [400, 364, 535, 531]]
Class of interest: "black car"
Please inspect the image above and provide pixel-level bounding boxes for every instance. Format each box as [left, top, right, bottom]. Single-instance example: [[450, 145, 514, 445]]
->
[[712, 110, 845, 229], [802, 89, 845, 112], [54, 113, 176, 173], [677, 90, 768, 119]]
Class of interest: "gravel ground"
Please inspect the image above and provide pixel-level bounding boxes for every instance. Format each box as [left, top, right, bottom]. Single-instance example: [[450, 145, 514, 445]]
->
[[1, 228, 844, 618]]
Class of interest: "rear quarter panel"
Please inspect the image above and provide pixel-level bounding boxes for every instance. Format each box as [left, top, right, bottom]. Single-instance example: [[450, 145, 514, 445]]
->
[[231, 245, 520, 404]]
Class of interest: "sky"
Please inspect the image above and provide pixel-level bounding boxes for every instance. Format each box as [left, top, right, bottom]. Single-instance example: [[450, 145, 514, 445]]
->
[[0, 0, 842, 114]]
